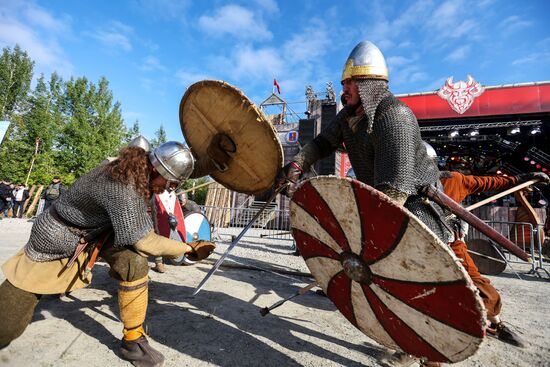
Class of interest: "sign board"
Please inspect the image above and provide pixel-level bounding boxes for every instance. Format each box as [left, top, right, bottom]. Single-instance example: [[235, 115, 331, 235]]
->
[[0, 121, 10, 144]]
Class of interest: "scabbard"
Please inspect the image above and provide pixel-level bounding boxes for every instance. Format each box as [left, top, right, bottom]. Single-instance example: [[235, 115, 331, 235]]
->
[[421, 184, 531, 262]]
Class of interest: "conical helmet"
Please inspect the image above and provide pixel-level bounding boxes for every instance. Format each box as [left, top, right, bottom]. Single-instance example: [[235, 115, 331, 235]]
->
[[422, 141, 438, 161], [149, 141, 194, 183], [341, 40, 388, 82], [128, 135, 151, 152]]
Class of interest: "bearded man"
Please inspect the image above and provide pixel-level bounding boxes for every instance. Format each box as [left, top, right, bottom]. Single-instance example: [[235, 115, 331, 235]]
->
[[0, 139, 230, 367], [281, 40, 452, 244]]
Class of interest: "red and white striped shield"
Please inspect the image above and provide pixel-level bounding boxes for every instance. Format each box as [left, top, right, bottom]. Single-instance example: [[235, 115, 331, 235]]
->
[[290, 176, 485, 363]]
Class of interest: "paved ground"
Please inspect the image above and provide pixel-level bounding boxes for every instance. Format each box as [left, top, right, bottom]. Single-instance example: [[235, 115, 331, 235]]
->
[[1, 218, 550, 367]]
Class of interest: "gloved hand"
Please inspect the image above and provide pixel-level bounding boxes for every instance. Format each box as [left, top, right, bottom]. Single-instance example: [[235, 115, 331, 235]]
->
[[168, 214, 178, 230], [276, 161, 304, 197], [207, 133, 236, 171], [517, 172, 550, 185], [186, 240, 216, 261]]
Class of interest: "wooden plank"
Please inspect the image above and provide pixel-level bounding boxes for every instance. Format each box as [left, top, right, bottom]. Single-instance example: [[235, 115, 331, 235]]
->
[[22, 185, 36, 213], [25, 185, 44, 218]]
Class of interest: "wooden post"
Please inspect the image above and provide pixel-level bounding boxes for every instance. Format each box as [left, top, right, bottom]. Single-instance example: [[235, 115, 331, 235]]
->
[[22, 185, 36, 213], [25, 138, 40, 187], [25, 185, 44, 218]]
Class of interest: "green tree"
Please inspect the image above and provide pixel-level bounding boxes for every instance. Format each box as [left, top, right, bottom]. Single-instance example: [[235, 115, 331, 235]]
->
[[0, 73, 63, 185], [180, 177, 211, 205], [125, 120, 141, 143], [0, 115, 31, 183], [150, 124, 167, 149], [56, 76, 127, 180], [0, 45, 34, 120], [25, 73, 65, 184]]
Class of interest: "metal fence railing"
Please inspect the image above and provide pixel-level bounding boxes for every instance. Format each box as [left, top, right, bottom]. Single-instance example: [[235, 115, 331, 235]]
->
[[200, 205, 295, 248], [467, 220, 550, 278], [199, 205, 550, 278]]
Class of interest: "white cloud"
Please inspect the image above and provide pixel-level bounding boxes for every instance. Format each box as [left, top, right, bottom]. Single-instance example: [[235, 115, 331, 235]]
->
[[421, 77, 449, 92], [499, 16, 533, 33], [175, 69, 213, 88], [24, 4, 70, 33], [122, 111, 144, 121], [282, 20, 330, 63], [253, 0, 279, 13], [409, 71, 428, 82], [228, 46, 284, 80], [198, 5, 272, 41], [445, 45, 471, 62], [512, 52, 550, 66], [0, 2, 73, 76], [89, 21, 133, 52], [387, 56, 414, 68], [140, 56, 166, 72], [133, 0, 191, 21]]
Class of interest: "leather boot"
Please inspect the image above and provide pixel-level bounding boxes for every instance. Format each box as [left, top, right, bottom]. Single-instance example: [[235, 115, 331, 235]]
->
[[487, 322, 526, 348], [120, 335, 165, 367], [152, 261, 165, 273]]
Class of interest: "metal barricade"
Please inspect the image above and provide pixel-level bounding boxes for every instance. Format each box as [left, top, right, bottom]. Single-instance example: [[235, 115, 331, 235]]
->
[[537, 223, 550, 278], [200, 205, 295, 249], [467, 220, 550, 278]]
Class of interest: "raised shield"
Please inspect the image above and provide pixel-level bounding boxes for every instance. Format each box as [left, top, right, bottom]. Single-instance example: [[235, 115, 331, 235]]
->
[[290, 176, 485, 363], [179, 80, 283, 195]]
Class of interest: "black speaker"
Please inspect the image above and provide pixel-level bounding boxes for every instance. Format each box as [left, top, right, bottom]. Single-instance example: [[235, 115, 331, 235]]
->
[[311, 103, 336, 175], [320, 102, 337, 131], [298, 118, 316, 146]]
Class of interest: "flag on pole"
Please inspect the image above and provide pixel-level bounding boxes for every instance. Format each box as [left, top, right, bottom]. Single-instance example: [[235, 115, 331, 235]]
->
[[273, 79, 281, 94]]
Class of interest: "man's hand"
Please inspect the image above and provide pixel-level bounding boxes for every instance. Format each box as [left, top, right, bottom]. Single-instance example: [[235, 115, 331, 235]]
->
[[207, 133, 236, 171], [186, 240, 216, 261], [276, 161, 303, 197], [517, 172, 550, 185]]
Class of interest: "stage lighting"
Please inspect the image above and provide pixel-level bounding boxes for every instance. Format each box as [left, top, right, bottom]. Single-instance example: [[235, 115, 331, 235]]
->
[[467, 129, 479, 136], [530, 126, 541, 135], [507, 126, 520, 135], [449, 130, 459, 138]]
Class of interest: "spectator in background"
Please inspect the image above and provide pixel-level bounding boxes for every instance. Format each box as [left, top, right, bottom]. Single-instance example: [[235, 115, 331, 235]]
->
[[177, 189, 201, 214], [1, 181, 15, 218], [13, 184, 29, 218], [42, 176, 66, 211], [0, 180, 12, 219]]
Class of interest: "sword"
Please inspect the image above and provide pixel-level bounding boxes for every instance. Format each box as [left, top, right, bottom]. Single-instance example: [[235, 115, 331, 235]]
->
[[192, 183, 288, 296], [259, 281, 318, 316]]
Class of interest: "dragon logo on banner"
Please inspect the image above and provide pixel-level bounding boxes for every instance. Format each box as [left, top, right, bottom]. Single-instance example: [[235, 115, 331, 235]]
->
[[437, 75, 484, 114]]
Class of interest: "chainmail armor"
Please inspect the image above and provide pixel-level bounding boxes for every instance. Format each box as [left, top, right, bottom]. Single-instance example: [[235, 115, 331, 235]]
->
[[296, 79, 452, 242], [25, 167, 153, 262]]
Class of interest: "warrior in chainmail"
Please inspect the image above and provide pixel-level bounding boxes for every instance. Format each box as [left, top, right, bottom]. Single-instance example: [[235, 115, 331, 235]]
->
[[282, 40, 452, 244], [426, 141, 549, 348], [0, 136, 232, 367]]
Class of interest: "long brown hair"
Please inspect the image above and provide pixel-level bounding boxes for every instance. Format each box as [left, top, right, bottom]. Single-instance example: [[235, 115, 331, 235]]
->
[[105, 147, 151, 197]]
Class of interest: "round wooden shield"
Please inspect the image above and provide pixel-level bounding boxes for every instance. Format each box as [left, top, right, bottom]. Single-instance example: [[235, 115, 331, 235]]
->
[[179, 80, 283, 195], [290, 176, 485, 363], [467, 239, 506, 275]]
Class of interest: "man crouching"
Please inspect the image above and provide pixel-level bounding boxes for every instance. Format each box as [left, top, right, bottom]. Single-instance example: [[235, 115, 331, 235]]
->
[[0, 141, 220, 367]]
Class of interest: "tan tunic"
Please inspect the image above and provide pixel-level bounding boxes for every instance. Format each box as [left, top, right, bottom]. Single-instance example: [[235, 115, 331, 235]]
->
[[2, 248, 92, 295]]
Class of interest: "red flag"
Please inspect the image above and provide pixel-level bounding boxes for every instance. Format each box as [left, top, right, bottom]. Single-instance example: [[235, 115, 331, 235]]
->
[[273, 79, 281, 94]]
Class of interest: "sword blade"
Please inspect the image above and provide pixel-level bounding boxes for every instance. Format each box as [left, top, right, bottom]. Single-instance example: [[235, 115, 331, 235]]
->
[[192, 184, 287, 296]]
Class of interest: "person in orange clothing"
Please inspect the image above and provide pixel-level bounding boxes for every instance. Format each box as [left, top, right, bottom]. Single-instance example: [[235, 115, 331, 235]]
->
[[424, 142, 549, 348]]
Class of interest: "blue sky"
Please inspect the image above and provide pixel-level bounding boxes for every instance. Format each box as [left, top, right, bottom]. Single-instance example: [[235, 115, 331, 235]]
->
[[1, 0, 549, 142]]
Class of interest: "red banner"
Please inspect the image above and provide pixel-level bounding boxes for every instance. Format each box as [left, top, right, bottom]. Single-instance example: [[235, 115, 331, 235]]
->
[[398, 83, 550, 120]]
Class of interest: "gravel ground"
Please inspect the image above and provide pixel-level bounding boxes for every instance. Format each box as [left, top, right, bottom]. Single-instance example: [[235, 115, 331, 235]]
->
[[1, 218, 550, 367]]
